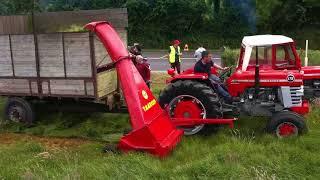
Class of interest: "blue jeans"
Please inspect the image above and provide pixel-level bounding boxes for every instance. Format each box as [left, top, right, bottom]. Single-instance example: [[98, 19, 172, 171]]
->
[[209, 74, 232, 101]]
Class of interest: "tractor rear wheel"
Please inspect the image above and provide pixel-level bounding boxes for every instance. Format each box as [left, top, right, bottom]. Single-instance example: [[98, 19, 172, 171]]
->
[[266, 111, 307, 138], [159, 80, 222, 135]]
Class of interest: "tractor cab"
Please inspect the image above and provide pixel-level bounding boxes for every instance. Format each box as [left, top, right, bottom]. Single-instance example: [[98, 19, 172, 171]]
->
[[236, 35, 301, 72], [227, 35, 305, 97]]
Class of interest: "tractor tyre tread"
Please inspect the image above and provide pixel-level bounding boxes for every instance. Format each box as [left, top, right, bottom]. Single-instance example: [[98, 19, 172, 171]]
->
[[266, 111, 308, 136], [159, 80, 222, 135]]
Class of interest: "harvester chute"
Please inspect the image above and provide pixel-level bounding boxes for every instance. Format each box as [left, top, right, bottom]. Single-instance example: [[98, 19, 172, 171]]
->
[[85, 21, 183, 157]]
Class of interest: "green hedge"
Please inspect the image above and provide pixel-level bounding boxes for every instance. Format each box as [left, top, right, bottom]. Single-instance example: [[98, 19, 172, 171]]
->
[[299, 50, 320, 66], [221, 48, 240, 66], [221, 49, 320, 67]]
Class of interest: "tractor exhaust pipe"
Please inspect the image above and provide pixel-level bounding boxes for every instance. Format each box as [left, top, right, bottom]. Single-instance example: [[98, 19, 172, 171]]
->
[[85, 22, 183, 157], [255, 46, 260, 98], [305, 40, 309, 66]]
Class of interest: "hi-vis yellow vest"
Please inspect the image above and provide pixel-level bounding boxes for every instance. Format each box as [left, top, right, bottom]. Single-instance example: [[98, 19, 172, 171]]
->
[[169, 46, 181, 63]]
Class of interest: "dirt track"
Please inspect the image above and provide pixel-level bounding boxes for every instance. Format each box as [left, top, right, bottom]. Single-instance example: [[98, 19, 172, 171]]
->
[[0, 133, 92, 149]]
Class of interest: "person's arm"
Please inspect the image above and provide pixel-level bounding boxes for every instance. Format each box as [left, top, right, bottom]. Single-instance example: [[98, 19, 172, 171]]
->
[[178, 46, 182, 56], [141, 63, 151, 84], [161, 54, 169, 59], [213, 63, 229, 70], [160, 49, 171, 59], [145, 64, 151, 82]]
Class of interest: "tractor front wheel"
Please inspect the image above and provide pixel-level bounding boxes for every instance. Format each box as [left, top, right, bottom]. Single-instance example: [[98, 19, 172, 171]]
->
[[159, 80, 222, 135], [266, 111, 307, 138]]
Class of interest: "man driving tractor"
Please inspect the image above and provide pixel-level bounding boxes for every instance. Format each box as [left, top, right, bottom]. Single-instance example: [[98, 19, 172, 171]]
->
[[194, 51, 233, 103]]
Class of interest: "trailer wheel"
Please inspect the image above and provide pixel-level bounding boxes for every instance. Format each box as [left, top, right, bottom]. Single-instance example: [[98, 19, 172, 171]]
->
[[4, 97, 34, 126], [159, 80, 222, 135], [266, 111, 307, 138]]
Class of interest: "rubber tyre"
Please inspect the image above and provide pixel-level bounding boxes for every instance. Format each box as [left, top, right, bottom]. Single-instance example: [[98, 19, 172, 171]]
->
[[159, 80, 222, 135], [4, 97, 35, 126], [266, 111, 307, 138]]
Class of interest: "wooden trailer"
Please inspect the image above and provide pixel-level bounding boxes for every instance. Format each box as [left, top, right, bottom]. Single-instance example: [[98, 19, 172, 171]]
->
[[0, 9, 128, 125]]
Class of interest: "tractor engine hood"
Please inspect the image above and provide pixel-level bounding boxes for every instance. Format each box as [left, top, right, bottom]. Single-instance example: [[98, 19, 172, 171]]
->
[[227, 69, 304, 97], [301, 66, 320, 80]]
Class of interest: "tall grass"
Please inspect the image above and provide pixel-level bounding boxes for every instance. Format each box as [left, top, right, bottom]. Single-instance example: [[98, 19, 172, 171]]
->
[[0, 73, 320, 179], [1, 109, 320, 179]]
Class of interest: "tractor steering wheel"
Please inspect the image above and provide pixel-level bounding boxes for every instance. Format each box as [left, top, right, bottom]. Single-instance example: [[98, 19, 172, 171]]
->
[[219, 66, 234, 81]]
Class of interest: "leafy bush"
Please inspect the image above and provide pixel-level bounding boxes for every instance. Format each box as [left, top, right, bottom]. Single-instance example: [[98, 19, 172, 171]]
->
[[299, 50, 320, 66], [221, 48, 239, 66]]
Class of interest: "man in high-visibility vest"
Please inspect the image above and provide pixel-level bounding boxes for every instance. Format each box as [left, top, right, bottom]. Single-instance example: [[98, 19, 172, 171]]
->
[[166, 40, 182, 74]]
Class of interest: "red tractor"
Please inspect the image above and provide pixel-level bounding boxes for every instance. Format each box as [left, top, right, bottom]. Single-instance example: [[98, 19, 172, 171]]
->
[[159, 35, 316, 137]]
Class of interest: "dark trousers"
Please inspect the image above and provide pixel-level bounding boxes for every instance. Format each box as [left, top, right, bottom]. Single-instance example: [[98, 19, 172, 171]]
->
[[209, 74, 232, 102], [170, 61, 181, 74]]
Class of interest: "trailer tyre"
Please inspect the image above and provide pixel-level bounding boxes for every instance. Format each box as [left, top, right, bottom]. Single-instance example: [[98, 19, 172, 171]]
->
[[159, 80, 222, 135], [266, 111, 307, 138], [4, 97, 34, 126]]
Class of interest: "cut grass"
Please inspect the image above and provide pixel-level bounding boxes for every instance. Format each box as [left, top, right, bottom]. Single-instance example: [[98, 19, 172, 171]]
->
[[0, 72, 320, 179]]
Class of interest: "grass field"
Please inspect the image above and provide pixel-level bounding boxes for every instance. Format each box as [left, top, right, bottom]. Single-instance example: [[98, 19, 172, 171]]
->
[[0, 73, 320, 179]]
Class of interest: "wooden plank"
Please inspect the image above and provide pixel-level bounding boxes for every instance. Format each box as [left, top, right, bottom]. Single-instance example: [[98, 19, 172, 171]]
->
[[64, 33, 92, 77], [50, 79, 85, 95], [38, 34, 65, 77], [0, 35, 13, 76], [0, 15, 31, 35], [11, 35, 37, 77], [42, 81, 49, 94], [86, 81, 95, 96], [94, 30, 127, 67], [117, 30, 128, 47], [94, 35, 110, 66], [0, 79, 30, 94], [97, 70, 117, 98], [31, 81, 38, 94], [34, 9, 128, 33], [0, 10, 127, 34]]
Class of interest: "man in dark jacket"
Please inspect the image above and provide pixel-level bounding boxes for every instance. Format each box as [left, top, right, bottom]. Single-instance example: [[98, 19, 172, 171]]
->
[[194, 51, 232, 103], [129, 44, 151, 88], [135, 55, 151, 88]]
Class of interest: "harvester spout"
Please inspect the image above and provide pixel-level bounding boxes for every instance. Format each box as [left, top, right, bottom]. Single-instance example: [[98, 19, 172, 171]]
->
[[85, 21, 183, 157]]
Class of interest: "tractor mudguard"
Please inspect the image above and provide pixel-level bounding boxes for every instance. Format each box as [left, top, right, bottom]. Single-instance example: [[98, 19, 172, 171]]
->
[[85, 21, 183, 157], [166, 66, 219, 84], [167, 73, 209, 83]]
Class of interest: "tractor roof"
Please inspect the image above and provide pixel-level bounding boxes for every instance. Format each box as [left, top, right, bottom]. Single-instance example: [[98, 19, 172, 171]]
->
[[242, 35, 294, 47]]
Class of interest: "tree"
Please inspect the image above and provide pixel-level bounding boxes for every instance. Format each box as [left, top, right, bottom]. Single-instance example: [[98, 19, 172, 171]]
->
[[256, 0, 307, 33], [0, 0, 40, 15]]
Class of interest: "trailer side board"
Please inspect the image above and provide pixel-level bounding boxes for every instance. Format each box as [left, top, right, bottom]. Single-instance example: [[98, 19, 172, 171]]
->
[[38, 33, 64, 77], [0, 35, 12, 76], [0, 31, 123, 99]]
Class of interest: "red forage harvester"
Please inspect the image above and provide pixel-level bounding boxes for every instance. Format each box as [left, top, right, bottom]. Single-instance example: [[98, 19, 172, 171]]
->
[[85, 21, 183, 157]]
